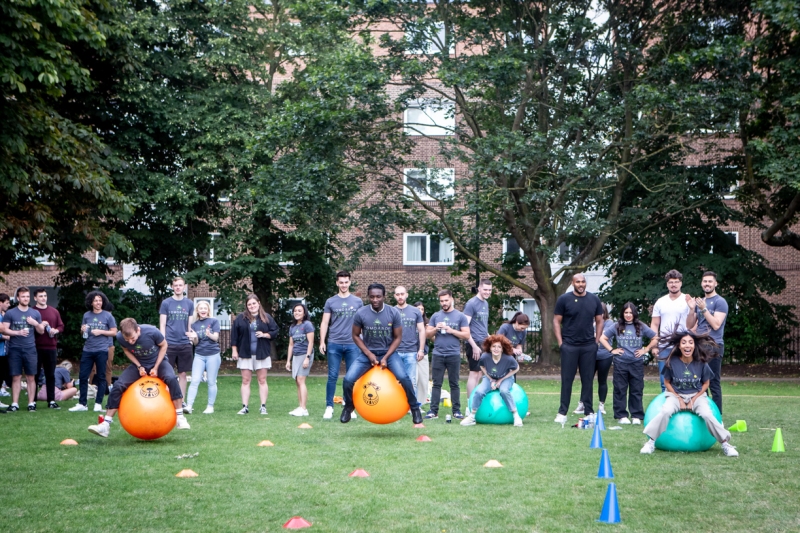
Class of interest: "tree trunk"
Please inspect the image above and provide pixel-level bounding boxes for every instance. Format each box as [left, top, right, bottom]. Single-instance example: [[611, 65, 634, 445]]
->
[[534, 284, 560, 366]]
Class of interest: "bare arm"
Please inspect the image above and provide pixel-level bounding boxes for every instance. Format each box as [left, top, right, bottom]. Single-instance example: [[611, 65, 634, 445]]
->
[[149, 340, 169, 376], [159, 314, 167, 338], [319, 312, 331, 354], [465, 315, 480, 354], [451, 325, 471, 341], [594, 315, 604, 343], [553, 315, 563, 346], [600, 334, 616, 353], [649, 316, 661, 356], [685, 294, 698, 329], [416, 322, 426, 360], [425, 324, 438, 339]]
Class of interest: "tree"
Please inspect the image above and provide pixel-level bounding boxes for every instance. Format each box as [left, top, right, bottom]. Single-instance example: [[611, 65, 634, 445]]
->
[[0, 0, 131, 277], [333, 0, 744, 363]]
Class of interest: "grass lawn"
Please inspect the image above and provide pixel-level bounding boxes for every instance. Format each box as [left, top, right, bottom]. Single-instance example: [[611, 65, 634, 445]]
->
[[2, 377, 798, 532]]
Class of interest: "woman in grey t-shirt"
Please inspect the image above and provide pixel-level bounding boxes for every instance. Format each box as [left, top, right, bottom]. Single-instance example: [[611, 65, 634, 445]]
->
[[185, 301, 220, 414], [286, 303, 314, 417]]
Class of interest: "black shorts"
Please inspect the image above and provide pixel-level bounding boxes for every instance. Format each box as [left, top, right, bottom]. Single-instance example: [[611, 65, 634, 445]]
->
[[465, 343, 482, 372], [166, 344, 194, 373]]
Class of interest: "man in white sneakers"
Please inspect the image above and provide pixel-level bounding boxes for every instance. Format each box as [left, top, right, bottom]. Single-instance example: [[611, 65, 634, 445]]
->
[[88, 318, 189, 437], [650, 270, 691, 392]]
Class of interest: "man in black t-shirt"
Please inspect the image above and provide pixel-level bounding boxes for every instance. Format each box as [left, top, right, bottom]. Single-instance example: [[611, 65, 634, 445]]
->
[[553, 274, 604, 423]]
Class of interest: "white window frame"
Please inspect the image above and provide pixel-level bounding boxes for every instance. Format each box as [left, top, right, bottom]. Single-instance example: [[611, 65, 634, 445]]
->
[[403, 168, 455, 200], [726, 231, 739, 245], [95, 251, 116, 265], [402, 233, 455, 266], [205, 232, 221, 264], [502, 237, 524, 258], [35, 256, 55, 266], [404, 99, 455, 136], [405, 21, 453, 55]]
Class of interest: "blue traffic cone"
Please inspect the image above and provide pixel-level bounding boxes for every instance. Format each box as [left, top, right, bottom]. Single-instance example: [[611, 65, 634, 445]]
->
[[597, 449, 614, 479], [596, 411, 606, 431], [597, 483, 621, 523], [590, 422, 603, 449]]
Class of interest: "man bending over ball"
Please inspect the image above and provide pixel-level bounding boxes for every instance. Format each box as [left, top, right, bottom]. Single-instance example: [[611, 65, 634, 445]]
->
[[88, 318, 189, 437]]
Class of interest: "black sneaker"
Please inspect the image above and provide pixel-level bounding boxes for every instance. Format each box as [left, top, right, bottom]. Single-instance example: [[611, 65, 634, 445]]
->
[[424, 411, 438, 419], [340, 406, 353, 424], [28, 404, 37, 412], [452, 411, 464, 420], [48, 402, 60, 409], [8, 405, 19, 412]]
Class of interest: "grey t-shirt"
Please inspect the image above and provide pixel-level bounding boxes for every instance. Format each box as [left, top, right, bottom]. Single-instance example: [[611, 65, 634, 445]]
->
[[479, 352, 519, 380], [323, 294, 363, 345], [429, 309, 469, 357], [3, 307, 42, 351], [696, 295, 728, 345], [603, 321, 657, 363], [396, 305, 423, 352], [463, 296, 490, 344], [662, 359, 713, 395], [191, 317, 220, 356], [38, 366, 72, 388], [596, 319, 615, 360], [353, 305, 401, 353], [497, 323, 526, 350], [290, 321, 315, 356], [82, 311, 117, 352], [116, 325, 164, 367], [159, 297, 194, 345]]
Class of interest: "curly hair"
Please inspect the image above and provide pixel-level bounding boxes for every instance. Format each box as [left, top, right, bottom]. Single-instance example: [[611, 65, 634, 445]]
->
[[85, 290, 113, 312], [481, 334, 514, 355], [663, 330, 718, 367]]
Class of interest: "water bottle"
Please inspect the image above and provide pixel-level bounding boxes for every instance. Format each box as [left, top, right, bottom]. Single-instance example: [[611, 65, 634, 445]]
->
[[82, 325, 89, 339]]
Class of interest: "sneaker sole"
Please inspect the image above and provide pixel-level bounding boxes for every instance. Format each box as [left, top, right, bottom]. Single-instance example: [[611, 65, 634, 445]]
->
[[88, 428, 108, 438]]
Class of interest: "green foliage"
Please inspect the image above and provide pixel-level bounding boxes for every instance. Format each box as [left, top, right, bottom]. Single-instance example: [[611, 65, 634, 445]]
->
[[602, 209, 797, 362], [57, 281, 159, 364], [0, 0, 131, 276]]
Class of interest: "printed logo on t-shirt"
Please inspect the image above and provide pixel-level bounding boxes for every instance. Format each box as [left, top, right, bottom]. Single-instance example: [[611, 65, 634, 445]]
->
[[167, 305, 189, 323], [362, 319, 391, 342], [362, 381, 380, 406]]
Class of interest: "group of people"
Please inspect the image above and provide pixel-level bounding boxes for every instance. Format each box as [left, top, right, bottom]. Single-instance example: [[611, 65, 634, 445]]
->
[[0, 269, 739, 456]]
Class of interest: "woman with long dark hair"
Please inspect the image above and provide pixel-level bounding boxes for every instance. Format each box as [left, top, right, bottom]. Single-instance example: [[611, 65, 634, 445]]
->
[[600, 302, 657, 424], [285, 303, 314, 416], [70, 291, 117, 413], [230, 294, 278, 415], [640, 330, 738, 457]]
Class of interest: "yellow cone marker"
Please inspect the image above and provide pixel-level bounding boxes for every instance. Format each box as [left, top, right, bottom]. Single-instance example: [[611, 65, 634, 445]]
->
[[484, 460, 503, 468], [176, 469, 199, 478], [298, 423, 313, 429], [257, 440, 274, 447], [60, 439, 78, 446]]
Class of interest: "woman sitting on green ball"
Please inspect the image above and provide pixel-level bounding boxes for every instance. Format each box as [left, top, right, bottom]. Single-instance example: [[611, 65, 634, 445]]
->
[[641, 330, 738, 457], [460, 335, 521, 427]]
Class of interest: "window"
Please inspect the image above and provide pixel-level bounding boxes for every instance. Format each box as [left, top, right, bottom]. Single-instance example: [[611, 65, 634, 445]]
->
[[204, 233, 221, 264], [405, 21, 451, 54], [502, 237, 524, 258], [403, 168, 455, 200], [404, 99, 455, 136], [725, 231, 739, 245], [403, 233, 454, 265], [503, 298, 542, 330], [35, 256, 55, 266], [95, 252, 116, 265]]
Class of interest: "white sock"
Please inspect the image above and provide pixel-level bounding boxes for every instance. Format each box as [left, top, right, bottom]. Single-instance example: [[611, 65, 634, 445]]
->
[[103, 416, 113, 424], [176, 409, 183, 416]]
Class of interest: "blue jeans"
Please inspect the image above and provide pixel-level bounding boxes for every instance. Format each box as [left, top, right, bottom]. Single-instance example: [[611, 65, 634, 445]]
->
[[326, 343, 361, 407], [187, 353, 221, 407], [342, 351, 419, 409], [79, 350, 108, 406], [396, 351, 418, 403], [472, 376, 515, 412], [658, 358, 667, 393]]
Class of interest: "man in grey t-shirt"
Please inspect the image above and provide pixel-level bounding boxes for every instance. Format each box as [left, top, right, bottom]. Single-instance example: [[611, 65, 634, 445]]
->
[[463, 279, 493, 398], [686, 271, 729, 414], [393, 286, 425, 406], [424, 290, 470, 419], [159, 277, 194, 402]]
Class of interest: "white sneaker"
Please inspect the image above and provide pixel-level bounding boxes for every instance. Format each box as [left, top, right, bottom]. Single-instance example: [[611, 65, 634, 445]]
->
[[237, 406, 249, 415], [289, 407, 308, 416], [260, 405, 267, 415], [632, 418, 642, 425], [176, 415, 191, 430], [721, 442, 739, 457], [640, 439, 656, 454], [598, 402, 606, 414], [573, 402, 585, 414], [203, 405, 214, 414], [0, 401, 8, 408], [554, 413, 568, 424], [460, 413, 476, 426], [351, 411, 357, 419], [618, 417, 631, 425], [513, 414, 523, 427], [69, 404, 88, 412], [93, 403, 103, 412], [323, 406, 334, 419], [0, 388, 9, 397], [88, 422, 110, 438], [184, 404, 193, 414]]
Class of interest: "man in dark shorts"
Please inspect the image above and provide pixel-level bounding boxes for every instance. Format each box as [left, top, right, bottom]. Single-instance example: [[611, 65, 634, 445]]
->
[[0, 287, 45, 412], [159, 276, 194, 405], [463, 279, 493, 399], [88, 318, 189, 437], [340, 283, 422, 424], [553, 274, 604, 423]]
